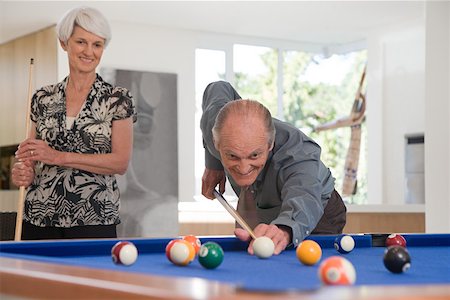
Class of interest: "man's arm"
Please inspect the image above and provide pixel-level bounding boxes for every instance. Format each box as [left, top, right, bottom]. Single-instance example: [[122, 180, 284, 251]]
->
[[200, 81, 241, 198], [270, 141, 329, 247]]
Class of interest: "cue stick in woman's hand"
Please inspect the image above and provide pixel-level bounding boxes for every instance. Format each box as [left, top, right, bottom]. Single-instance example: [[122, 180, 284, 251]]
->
[[213, 189, 257, 240], [15, 58, 34, 241]]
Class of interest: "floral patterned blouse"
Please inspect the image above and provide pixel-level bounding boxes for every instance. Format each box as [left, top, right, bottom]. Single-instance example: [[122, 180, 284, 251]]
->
[[24, 74, 136, 227]]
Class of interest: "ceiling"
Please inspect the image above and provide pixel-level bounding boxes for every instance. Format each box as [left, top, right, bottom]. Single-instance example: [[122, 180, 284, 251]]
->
[[0, 1, 424, 46]]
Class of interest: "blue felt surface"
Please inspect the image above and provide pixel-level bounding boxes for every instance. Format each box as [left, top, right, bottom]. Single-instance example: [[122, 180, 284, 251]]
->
[[1, 235, 449, 292]]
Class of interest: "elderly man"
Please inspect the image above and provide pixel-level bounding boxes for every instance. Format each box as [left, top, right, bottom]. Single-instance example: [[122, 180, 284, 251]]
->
[[200, 81, 346, 255]]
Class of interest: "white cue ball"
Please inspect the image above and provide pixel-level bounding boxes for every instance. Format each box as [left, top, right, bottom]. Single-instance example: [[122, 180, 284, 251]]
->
[[253, 236, 275, 259], [119, 243, 138, 265]]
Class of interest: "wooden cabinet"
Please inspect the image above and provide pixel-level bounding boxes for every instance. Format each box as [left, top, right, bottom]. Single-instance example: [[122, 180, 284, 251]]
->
[[0, 25, 58, 146]]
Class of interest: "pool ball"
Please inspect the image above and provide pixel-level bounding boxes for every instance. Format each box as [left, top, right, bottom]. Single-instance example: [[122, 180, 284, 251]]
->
[[252, 236, 275, 259], [165, 239, 179, 262], [318, 256, 356, 285], [165, 239, 196, 266], [385, 234, 407, 248], [296, 240, 322, 266], [198, 242, 224, 269], [183, 235, 202, 255], [383, 245, 411, 273], [111, 241, 138, 266], [334, 234, 355, 254]]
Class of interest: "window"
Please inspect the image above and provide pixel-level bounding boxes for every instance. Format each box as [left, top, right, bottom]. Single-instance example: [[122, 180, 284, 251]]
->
[[281, 50, 367, 204], [195, 45, 367, 204], [234, 44, 278, 116], [194, 49, 229, 200]]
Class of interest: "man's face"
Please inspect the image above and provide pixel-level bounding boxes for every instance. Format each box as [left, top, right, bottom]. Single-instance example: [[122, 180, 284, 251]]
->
[[216, 115, 273, 187]]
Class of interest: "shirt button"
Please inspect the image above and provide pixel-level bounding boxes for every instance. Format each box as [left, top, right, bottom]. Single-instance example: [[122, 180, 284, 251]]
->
[[306, 230, 310, 235], [295, 239, 299, 244]]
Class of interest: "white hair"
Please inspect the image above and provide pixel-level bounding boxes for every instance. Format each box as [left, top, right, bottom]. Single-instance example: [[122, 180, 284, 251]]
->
[[56, 6, 112, 47]]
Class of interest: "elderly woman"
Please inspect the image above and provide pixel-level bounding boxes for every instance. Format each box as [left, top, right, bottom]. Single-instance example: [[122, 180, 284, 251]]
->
[[11, 7, 136, 240]]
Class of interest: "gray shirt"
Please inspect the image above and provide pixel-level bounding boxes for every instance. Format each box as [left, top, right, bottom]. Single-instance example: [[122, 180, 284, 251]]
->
[[201, 81, 335, 246]]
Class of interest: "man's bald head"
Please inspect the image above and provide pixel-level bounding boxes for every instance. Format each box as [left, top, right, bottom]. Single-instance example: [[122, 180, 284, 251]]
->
[[212, 99, 275, 149]]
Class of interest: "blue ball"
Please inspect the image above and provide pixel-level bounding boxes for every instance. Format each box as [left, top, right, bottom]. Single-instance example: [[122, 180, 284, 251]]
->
[[334, 234, 355, 254]]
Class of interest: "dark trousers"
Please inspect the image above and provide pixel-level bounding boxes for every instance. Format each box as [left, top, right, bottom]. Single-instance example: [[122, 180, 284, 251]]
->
[[312, 189, 347, 234], [21, 221, 117, 240]]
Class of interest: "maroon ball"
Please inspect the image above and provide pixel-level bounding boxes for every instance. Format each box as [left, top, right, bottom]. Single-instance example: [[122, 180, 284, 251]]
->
[[385, 234, 407, 248], [111, 241, 138, 265]]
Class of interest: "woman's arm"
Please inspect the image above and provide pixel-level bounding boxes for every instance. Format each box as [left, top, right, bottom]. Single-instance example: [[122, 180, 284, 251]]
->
[[16, 118, 134, 175]]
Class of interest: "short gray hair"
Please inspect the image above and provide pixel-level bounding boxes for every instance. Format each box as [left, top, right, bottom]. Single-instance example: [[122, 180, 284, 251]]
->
[[212, 99, 276, 147], [56, 6, 112, 47]]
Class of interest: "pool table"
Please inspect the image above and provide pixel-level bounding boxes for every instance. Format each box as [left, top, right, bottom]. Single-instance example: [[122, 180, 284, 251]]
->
[[0, 234, 449, 299]]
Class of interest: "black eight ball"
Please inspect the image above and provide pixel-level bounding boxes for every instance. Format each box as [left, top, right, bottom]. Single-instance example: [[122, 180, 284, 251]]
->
[[383, 245, 411, 273]]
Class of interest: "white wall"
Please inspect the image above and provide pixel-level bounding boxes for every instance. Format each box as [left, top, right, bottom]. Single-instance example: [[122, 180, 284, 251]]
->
[[107, 23, 198, 206], [379, 22, 425, 205], [424, 1, 450, 233]]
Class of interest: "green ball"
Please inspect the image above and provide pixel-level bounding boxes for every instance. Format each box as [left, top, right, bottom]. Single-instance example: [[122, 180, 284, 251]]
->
[[198, 242, 224, 269]]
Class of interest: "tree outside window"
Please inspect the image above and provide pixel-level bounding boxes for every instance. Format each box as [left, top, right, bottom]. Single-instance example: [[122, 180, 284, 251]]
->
[[233, 45, 367, 204], [195, 45, 367, 204]]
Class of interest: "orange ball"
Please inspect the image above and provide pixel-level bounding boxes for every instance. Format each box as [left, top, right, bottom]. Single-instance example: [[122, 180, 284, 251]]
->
[[183, 235, 202, 255], [165, 239, 196, 266], [318, 256, 356, 285], [296, 240, 322, 266]]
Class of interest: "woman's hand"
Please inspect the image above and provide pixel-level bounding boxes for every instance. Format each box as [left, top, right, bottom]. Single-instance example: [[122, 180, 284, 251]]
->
[[15, 138, 60, 166], [11, 160, 35, 188]]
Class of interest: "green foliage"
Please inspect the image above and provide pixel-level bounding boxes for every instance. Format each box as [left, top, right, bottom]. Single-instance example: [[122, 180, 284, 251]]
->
[[233, 47, 368, 204]]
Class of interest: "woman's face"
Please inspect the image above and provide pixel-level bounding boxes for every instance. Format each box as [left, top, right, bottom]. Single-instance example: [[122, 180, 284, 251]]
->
[[60, 25, 105, 74]]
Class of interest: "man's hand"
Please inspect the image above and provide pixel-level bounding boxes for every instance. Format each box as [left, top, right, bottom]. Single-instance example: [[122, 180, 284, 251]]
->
[[201, 168, 226, 199], [234, 224, 292, 255]]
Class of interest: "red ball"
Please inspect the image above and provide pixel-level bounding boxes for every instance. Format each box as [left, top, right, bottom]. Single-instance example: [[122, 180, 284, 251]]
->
[[385, 234, 407, 248], [165, 239, 179, 261], [111, 241, 138, 266], [183, 235, 202, 255], [318, 256, 356, 285], [165, 239, 196, 266]]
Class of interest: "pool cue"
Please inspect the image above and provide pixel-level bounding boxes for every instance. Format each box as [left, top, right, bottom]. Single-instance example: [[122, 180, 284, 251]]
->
[[213, 189, 257, 240], [15, 58, 34, 241]]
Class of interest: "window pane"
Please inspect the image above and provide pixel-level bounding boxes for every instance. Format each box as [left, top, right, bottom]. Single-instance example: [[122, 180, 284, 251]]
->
[[282, 50, 367, 203], [195, 46, 368, 205], [234, 44, 278, 116]]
